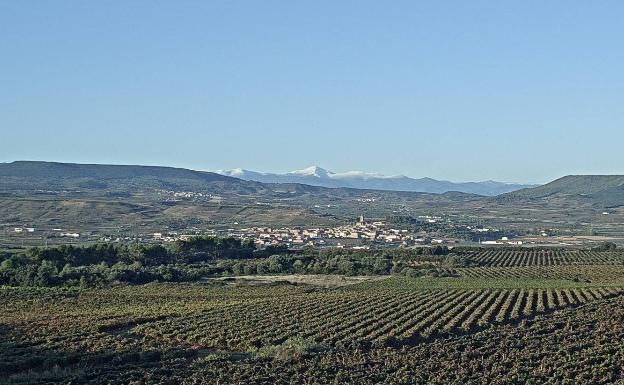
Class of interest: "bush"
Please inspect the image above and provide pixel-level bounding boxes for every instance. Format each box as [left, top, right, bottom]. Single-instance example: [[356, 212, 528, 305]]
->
[[593, 242, 617, 252], [254, 337, 328, 361]]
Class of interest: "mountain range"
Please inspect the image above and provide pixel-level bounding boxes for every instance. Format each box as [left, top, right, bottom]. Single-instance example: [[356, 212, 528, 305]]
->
[[0, 162, 623, 238], [215, 166, 536, 196], [1, 162, 622, 209], [0, 161, 456, 200]]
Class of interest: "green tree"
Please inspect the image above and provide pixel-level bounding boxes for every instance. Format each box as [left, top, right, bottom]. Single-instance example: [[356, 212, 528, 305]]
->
[[35, 260, 58, 286]]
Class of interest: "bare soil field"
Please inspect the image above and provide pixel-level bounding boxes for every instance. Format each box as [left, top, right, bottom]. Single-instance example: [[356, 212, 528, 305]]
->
[[206, 274, 390, 287]]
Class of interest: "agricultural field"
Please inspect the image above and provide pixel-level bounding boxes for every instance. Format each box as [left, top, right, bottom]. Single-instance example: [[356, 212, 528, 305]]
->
[[2, 250, 624, 384], [459, 249, 621, 267]]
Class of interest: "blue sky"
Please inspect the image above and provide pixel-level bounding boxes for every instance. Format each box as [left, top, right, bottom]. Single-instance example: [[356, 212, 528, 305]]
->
[[1, 1, 622, 184]]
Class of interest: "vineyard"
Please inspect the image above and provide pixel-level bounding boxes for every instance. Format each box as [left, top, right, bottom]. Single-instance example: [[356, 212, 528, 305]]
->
[[2, 249, 624, 384], [456, 264, 624, 281], [132, 284, 622, 350], [460, 249, 621, 267]]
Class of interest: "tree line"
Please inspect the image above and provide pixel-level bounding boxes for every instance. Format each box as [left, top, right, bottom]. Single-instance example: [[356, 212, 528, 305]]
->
[[0, 237, 460, 287]]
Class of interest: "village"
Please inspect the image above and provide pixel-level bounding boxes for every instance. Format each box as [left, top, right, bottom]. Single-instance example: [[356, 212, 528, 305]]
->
[[148, 216, 428, 249], [4, 217, 597, 250], [227, 216, 425, 249]]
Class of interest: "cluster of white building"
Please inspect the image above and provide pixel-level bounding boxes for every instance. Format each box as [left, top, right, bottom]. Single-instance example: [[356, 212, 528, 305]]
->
[[156, 189, 216, 200], [13, 227, 79, 238], [14, 227, 36, 233], [152, 232, 194, 243], [225, 217, 426, 249]]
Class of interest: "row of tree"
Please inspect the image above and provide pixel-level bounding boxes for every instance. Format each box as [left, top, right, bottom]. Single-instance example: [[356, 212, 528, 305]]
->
[[12, 236, 255, 268], [0, 237, 460, 287]]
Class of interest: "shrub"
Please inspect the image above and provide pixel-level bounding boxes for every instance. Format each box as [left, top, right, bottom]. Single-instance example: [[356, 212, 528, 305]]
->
[[254, 337, 328, 361]]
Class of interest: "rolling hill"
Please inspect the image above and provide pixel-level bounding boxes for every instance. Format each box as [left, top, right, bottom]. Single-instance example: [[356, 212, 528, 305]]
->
[[0, 161, 482, 237], [1, 162, 623, 243], [0, 161, 271, 195], [496, 175, 624, 207], [0, 161, 481, 204]]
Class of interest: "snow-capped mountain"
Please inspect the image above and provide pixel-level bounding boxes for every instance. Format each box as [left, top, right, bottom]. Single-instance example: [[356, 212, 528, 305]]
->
[[288, 165, 332, 178], [215, 166, 536, 196]]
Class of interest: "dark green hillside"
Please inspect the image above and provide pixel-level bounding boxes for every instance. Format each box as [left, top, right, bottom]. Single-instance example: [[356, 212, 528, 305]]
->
[[0, 161, 267, 193], [0, 161, 232, 181], [496, 175, 624, 207]]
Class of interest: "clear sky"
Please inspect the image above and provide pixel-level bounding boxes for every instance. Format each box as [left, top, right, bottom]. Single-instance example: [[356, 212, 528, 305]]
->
[[1, 1, 622, 184]]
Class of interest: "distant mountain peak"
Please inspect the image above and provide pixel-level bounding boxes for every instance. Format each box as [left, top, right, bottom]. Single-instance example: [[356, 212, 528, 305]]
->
[[288, 166, 333, 178]]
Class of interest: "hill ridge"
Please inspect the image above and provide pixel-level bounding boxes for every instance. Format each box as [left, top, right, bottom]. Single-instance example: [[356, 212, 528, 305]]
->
[[497, 174, 624, 207]]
